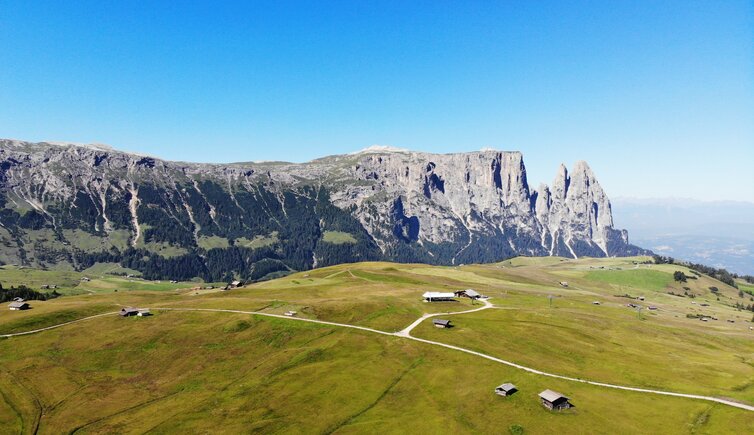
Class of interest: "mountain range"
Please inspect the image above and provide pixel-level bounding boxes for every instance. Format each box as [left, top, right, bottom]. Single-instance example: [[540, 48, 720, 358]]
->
[[0, 139, 646, 281]]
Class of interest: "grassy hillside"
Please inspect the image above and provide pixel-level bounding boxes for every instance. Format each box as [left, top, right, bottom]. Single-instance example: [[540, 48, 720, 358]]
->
[[0, 263, 223, 296], [0, 257, 753, 433]]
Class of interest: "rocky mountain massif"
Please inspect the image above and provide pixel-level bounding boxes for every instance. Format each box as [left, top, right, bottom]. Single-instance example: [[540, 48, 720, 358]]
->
[[0, 140, 647, 281]]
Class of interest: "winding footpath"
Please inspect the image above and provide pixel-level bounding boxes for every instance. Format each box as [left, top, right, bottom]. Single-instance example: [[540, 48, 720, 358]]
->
[[395, 298, 493, 337], [2, 301, 753, 413]]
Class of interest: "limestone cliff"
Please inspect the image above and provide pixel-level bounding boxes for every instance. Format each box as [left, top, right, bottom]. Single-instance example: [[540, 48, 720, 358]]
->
[[0, 139, 646, 279]]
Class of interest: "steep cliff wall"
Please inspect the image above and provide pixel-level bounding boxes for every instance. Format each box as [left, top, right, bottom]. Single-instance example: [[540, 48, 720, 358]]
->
[[0, 140, 646, 280]]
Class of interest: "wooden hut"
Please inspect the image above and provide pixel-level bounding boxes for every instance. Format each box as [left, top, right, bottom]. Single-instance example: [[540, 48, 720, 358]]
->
[[8, 301, 29, 311], [432, 319, 452, 328], [454, 289, 481, 299], [495, 383, 518, 397], [119, 307, 139, 317], [539, 389, 572, 410]]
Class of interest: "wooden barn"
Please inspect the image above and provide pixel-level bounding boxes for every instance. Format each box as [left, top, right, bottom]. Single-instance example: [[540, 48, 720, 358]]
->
[[120, 307, 139, 317], [539, 389, 572, 410], [495, 383, 518, 397], [454, 289, 481, 299], [432, 319, 452, 328], [8, 301, 29, 311]]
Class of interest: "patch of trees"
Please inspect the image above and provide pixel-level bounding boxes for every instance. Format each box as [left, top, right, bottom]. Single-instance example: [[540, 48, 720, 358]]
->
[[312, 188, 382, 267], [673, 271, 687, 283], [0, 283, 60, 302], [203, 246, 281, 282], [249, 258, 289, 281], [120, 248, 208, 281], [104, 186, 134, 229], [74, 248, 122, 270], [137, 185, 196, 247], [653, 255, 738, 288]]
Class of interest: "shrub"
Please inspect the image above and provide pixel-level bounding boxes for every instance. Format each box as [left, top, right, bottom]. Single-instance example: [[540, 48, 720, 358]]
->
[[673, 271, 687, 283]]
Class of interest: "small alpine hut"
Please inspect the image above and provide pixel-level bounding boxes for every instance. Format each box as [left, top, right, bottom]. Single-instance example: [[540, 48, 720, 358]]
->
[[559, 281, 569, 288], [432, 319, 452, 328], [231, 280, 243, 288], [454, 289, 481, 299], [495, 383, 518, 397], [120, 307, 139, 317], [539, 389, 572, 410], [422, 292, 456, 302], [8, 301, 30, 311]]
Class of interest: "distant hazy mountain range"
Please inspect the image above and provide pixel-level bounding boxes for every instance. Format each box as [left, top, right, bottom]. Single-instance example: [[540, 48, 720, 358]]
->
[[0, 139, 646, 281], [612, 198, 754, 275]]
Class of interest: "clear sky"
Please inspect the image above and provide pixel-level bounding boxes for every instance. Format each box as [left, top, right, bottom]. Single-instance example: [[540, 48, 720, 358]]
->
[[1, 1, 752, 201]]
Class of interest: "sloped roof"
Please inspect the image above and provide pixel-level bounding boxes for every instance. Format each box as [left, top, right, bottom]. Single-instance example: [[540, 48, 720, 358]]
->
[[539, 389, 568, 402], [422, 292, 456, 299], [8, 301, 28, 309], [433, 319, 451, 326], [496, 383, 517, 391], [463, 289, 480, 297]]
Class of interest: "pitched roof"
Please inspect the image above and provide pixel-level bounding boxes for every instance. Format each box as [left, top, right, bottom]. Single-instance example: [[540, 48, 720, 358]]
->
[[8, 301, 28, 309], [463, 289, 480, 297], [496, 383, 517, 391], [433, 319, 451, 326], [539, 389, 568, 402], [422, 292, 456, 299]]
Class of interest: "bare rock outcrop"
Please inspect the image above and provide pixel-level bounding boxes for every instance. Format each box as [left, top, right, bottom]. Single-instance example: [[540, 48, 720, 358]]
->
[[0, 139, 646, 276]]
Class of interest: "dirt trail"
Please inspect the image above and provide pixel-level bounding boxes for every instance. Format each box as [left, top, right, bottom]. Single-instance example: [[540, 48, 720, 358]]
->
[[2, 303, 753, 413]]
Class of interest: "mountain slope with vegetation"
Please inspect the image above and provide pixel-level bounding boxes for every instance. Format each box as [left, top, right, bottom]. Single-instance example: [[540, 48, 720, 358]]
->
[[0, 140, 646, 280]]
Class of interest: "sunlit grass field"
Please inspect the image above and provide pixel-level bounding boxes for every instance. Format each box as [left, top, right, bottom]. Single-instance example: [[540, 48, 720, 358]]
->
[[1, 256, 753, 433]]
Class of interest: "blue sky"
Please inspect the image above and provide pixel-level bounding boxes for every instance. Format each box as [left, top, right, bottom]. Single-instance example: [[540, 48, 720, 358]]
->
[[1, 1, 752, 201]]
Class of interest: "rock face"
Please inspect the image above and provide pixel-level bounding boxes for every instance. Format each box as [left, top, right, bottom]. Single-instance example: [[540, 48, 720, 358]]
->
[[0, 139, 647, 280]]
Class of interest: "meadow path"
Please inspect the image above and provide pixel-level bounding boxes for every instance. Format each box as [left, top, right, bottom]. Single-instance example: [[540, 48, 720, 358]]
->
[[0, 311, 118, 338], [2, 304, 753, 413], [394, 298, 493, 337]]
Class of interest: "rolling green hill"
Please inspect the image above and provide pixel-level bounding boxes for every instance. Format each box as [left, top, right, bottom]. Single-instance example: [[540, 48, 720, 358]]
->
[[0, 256, 753, 433]]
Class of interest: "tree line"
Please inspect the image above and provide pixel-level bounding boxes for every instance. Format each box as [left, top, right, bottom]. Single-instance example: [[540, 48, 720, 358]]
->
[[653, 255, 740, 288], [0, 283, 60, 303]]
